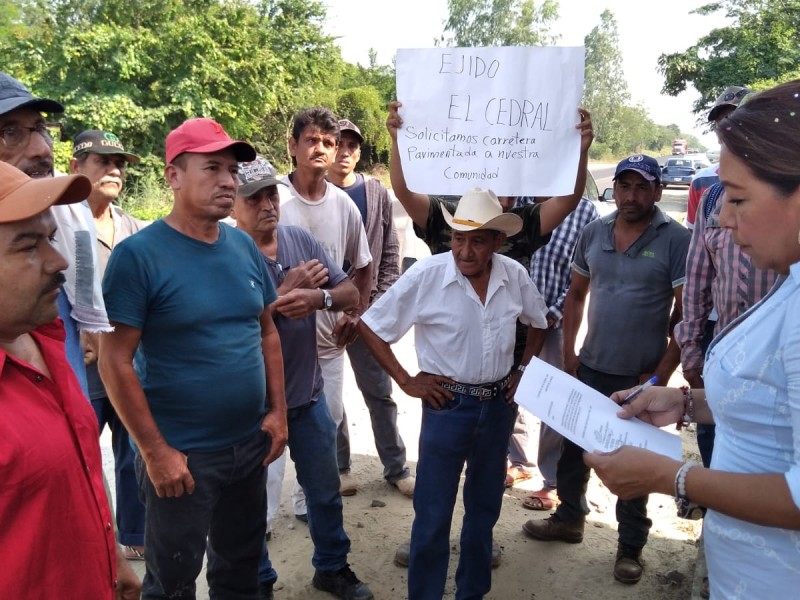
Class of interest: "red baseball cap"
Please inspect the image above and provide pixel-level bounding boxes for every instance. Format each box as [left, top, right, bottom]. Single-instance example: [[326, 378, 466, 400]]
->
[[0, 162, 90, 223], [165, 118, 256, 164]]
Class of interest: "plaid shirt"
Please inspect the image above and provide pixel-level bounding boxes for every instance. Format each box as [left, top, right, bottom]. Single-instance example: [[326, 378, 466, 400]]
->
[[674, 186, 778, 371], [529, 197, 598, 327]]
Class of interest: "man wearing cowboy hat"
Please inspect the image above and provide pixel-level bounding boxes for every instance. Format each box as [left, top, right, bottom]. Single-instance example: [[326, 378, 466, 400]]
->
[[357, 188, 547, 600]]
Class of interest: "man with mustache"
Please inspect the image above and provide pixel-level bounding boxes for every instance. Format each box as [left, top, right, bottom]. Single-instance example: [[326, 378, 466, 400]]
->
[[522, 155, 690, 585], [0, 161, 140, 599], [0, 72, 111, 397], [231, 156, 373, 600], [70, 129, 148, 561]]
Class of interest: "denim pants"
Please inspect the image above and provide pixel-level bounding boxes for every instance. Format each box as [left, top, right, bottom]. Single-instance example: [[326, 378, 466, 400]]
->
[[554, 363, 652, 549], [342, 335, 410, 483], [408, 389, 516, 600], [136, 430, 268, 599], [259, 395, 351, 584], [92, 395, 145, 546]]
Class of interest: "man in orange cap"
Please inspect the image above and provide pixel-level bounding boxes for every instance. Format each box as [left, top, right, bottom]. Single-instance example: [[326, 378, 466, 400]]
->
[[0, 162, 140, 599]]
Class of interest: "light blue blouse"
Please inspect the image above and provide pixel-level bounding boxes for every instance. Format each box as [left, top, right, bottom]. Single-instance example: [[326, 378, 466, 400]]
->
[[703, 262, 800, 598]]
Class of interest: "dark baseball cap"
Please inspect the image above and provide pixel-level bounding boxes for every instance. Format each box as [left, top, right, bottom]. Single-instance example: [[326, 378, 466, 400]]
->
[[0, 72, 64, 117], [338, 119, 364, 144], [237, 156, 284, 197], [708, 86, 752, 122], [614, 154, 662, 183], [73, 130, 140, 164]]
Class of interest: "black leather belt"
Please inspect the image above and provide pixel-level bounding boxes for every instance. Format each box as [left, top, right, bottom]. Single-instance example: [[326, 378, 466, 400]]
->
[[440, 372, 513, 400]]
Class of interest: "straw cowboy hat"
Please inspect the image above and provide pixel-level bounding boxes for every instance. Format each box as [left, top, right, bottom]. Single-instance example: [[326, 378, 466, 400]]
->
[[441, 188, 523, 237]]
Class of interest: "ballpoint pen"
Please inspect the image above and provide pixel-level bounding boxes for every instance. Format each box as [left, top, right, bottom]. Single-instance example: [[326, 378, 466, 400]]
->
[[620, 375, 658, 406]]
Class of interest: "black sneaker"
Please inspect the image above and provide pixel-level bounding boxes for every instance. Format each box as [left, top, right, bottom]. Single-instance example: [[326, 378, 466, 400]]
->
[[258, 581, 274, 600], [312, 564, 374, 600]]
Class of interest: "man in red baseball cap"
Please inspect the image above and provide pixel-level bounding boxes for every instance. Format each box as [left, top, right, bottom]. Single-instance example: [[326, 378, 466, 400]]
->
[[0, 162, 140, 599], [100, 117, 288, 598]]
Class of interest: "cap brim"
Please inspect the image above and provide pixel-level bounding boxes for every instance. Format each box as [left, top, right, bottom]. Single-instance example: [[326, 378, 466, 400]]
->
[[441, 204, 522, 237], [0, 97, 64, 116], [239, 178, 284, 198], [615, 168, 658, 182], [707, 104, 734, 122], [186, 140, 256, 163], [0, 173, 91, 223], [75, 147, 141, 164], [340, 129, 364, 144]]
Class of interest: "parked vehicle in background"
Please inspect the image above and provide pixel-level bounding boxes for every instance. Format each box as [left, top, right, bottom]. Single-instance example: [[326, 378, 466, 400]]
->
[[706, 149, 720, 163], [672, 138, 688, 155], [660, 156, 711, 188]]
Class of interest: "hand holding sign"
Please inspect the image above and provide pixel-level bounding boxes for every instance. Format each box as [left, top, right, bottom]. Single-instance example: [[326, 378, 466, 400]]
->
[[395, 46, 585, 196]]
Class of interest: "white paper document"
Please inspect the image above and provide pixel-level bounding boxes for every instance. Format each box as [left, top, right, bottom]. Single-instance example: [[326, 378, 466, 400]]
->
[[516, 358, 682, 460]]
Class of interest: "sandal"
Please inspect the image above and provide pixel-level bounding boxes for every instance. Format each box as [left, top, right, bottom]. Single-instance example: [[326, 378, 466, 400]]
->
[[522, 487, 560, 511], [505, 466, 533, 488], [122, 545, 145, 561]]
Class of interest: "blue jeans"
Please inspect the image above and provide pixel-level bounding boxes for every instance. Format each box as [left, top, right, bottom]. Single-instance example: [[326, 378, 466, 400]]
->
[[554, 364, 652, 549], [92, 395, 145, 546], [259, 395, 351, 584], [136, 431, 268, 599], [408, 390, 516, 600]]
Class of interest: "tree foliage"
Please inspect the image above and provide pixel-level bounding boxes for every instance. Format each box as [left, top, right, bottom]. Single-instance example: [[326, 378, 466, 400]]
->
[[439, 0, 561, 46], [658, 0, 800, 115], [0, 0, 400, 176]]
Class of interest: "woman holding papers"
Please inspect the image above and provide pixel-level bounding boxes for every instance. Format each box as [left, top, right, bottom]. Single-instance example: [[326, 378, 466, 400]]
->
[[585, 79, 800, 598]]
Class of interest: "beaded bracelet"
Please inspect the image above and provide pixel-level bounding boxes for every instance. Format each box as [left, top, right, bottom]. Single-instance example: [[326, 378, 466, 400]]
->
[[674, 460, 701, 519], [676, 386, 694, 430]]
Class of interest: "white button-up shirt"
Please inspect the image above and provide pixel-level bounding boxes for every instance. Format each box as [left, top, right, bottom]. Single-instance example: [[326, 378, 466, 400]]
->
[[362, 251, 547, 384]]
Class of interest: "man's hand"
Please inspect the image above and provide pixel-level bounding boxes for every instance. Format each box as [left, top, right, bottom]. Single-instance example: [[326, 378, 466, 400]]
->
[[399, 372, 456, 409], [563, 351, 579, 377], [332, 311, 361, 348], [115, 545, 142, 599], [504, 370, 523, 404], [683, 367, 704, 389], [386, 101, 402, 142], [260, 411, 288, 466], [143, 446, 195, 498], [273, 289, 324, 320], [280, 260, 328, 293], [81, 331, 100, 366], [577, 108, 594, 154]]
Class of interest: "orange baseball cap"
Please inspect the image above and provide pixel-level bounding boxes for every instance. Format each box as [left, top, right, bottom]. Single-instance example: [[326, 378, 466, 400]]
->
[[0, 162, 90, 223]]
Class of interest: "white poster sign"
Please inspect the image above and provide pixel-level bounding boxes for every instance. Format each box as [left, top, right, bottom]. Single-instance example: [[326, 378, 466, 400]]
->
[[395, 46, 585, 197]]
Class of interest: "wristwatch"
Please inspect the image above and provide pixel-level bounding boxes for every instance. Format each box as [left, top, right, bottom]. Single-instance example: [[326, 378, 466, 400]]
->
[[321, 289, 333, 310]]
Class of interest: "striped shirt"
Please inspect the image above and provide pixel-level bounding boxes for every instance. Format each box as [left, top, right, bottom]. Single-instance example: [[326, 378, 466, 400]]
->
[[529, 197, 598, 326], [685, 164, 719, 229], [674, 186, 778, 371]]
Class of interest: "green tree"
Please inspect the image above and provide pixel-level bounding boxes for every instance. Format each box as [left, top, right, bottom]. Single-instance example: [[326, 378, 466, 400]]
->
[[1, 0, 343, 174], [658, 0, 800, 115], [439, 0, 561, 46], [582, 9, 631, 156]]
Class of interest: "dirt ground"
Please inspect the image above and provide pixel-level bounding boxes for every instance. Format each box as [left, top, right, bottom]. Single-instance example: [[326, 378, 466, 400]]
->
[[112, 333, 704, 600]]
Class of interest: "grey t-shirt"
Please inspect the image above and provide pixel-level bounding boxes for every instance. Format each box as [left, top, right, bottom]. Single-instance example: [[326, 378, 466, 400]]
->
[[265, 224, 347, 409], [573, 206, 690, 376]]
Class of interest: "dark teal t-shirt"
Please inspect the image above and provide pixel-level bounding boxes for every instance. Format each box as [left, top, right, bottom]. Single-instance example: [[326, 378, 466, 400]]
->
[[103, 220, 277, 452]]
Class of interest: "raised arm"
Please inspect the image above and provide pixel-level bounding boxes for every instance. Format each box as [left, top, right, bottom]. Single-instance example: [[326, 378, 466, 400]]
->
[[386, 100, 433, 230], [538, 108, 594, 235]]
